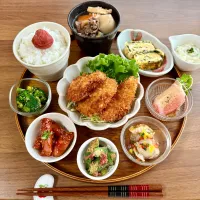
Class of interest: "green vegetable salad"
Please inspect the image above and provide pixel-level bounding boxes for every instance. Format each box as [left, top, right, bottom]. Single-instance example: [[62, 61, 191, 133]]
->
[[84, 138, 116, 177], [16, 86, 47, 112]]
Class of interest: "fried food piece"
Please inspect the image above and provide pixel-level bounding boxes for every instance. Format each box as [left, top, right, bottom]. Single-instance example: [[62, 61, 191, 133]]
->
[[67, 71, 107, 102], [100, 76, 138, 122], [77, 78, 118, 117]]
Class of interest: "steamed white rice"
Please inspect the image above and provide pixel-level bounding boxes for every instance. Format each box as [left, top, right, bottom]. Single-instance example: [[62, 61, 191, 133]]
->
[[18, 27, 67, 65]]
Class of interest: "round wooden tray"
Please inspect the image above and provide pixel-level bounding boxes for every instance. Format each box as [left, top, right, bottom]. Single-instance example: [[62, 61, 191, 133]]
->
[[15, 34, 186, 183]]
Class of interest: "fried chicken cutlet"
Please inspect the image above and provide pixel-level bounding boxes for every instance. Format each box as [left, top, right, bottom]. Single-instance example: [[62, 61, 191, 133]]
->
[[67, 71, 106, 102], [100, 76, 138, 122], [76, 78, 118, 117]]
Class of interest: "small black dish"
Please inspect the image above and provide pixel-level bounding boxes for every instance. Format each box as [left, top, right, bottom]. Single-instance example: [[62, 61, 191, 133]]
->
[[68, 1, 120, 56]]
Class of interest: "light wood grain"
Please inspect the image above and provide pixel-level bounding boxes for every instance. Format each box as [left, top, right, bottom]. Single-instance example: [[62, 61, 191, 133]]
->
[[0, 0, 200, 199]]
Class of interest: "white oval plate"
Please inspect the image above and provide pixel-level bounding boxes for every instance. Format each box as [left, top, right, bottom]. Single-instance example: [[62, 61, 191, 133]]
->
[[117, 29, 174, 77], [57, 57, 144, 131]]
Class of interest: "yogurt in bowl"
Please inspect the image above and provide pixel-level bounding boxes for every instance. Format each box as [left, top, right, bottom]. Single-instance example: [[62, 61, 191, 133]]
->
[[13, 22, 71, 81], [169, 34, 200, 71], [175, 43, 200, 64]]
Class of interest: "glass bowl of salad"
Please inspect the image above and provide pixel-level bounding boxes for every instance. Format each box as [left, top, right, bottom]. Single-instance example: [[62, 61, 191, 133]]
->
[[77, 137, 119, 180], [120, 116, 171, 166], [9, 78, 52, 117]]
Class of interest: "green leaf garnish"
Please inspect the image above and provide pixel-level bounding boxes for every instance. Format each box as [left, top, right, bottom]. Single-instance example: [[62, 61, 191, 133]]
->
[[85, 53, 139, 83], [41, 130, 52, 140], [187, 47, 194, 54], [176, 74, 193, 95]]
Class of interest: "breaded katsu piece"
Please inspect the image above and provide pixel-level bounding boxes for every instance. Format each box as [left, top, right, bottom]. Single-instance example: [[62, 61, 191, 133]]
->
[[100, 76, 138, 122], [76, 78, 118, 117], [67, 71, 106, 102]]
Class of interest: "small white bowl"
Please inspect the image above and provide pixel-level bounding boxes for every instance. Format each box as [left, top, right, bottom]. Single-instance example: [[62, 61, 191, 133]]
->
[[77, 137, 119, 180], [57, 56, 144, 131], [169, 34, 200, 71], [117, 29, 174, 77], [13, 22, 71, 81], [25, 112, 77, 163]]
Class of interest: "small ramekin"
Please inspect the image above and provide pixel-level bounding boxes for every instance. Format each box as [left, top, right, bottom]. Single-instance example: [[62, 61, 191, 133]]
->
[[9, 78, 51, 117]]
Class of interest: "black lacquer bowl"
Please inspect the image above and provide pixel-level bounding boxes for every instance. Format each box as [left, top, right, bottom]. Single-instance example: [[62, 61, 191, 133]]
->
[[68, 1, 120, 56]]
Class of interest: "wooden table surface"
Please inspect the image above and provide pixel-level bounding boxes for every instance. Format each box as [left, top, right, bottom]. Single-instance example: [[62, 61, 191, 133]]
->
[[0, 0, 200, 199]]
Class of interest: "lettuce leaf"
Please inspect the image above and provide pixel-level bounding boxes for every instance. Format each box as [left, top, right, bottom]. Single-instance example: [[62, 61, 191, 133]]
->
[[85, 54, 139, 83], [176, 74, 193, 95]]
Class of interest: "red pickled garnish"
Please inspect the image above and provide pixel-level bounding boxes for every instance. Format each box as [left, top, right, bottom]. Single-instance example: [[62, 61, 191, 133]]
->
[[32, 29, 53, 49], [153, 57, 167, 72]]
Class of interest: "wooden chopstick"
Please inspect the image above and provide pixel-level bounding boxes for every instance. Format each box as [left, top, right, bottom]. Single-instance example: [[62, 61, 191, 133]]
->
[[16, 191, 163, 198], [17, 184, 162, 192]]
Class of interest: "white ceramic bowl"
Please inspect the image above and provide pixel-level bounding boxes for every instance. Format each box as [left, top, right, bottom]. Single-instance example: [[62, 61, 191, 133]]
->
[[169, 34, 200, 71], [117, 29, 174, 77], [57, 57, 144, 131], [13, 22, 71, 81], [25, 112, 77, 163], [77, 137, 119, 180]]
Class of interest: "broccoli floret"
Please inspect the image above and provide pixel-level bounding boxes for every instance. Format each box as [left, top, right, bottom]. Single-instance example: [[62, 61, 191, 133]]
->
[[16, 86, 47, 113], [17, 87, 25, 93], [23, 94, 41, 112], [22, 106, 31, 112], [33, 88, 47, 104], [16, 101, 23, 109]]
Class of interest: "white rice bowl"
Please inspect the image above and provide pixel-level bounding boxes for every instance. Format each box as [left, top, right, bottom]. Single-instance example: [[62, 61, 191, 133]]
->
[[13, 22, 71, 81], [18, 27, 67, 65]]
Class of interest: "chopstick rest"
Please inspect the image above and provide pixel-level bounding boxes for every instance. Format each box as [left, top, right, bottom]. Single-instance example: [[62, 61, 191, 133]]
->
[[33, 174, 54, 200]]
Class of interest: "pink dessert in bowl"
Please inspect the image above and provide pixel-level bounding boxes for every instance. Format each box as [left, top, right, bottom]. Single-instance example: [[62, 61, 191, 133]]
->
[[153, 79, 186, 116], [145, 74, 193, 121]]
